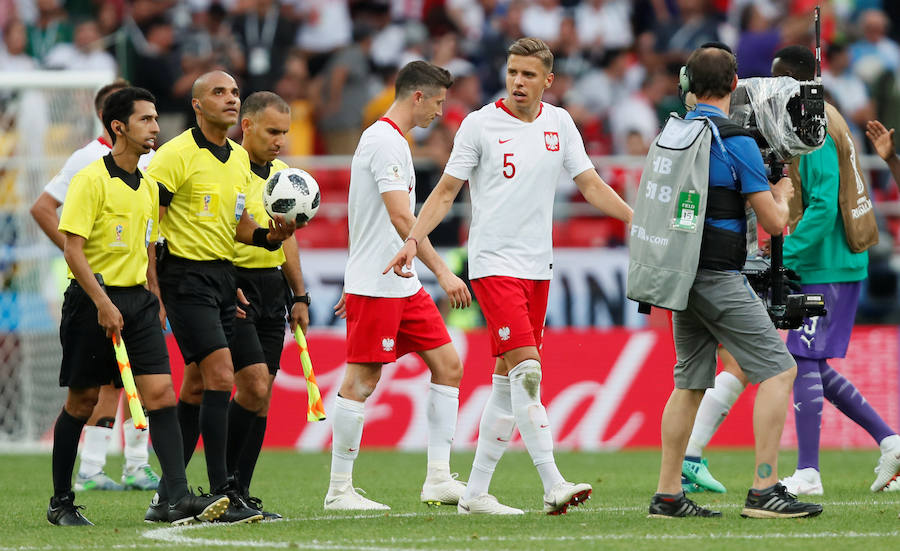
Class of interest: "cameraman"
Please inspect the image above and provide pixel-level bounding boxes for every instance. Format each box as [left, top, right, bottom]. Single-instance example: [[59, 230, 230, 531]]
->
[[649, 44, 822, 519], [773, 46, 900, 495]]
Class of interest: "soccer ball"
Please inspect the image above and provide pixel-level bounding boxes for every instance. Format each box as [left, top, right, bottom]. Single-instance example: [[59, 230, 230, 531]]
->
[[263, 168, 321, 224]]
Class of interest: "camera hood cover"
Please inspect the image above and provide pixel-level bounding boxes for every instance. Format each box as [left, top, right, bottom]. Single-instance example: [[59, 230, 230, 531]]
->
[[729, 76, 826, 161]]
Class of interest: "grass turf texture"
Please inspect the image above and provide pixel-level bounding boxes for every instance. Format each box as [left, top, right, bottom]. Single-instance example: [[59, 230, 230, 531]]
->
[[1, 449, 898, 550]]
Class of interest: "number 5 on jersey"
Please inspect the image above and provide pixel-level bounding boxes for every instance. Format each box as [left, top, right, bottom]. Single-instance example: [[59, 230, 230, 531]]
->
[[503, 153, 515, 179]]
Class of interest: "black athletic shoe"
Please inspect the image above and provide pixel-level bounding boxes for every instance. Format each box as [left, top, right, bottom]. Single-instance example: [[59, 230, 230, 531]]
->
[[168, 491, 230, 525], [740, 483, 823, 519], [648, 492, 722, 518], [144, 493, 168, 523], [211, 479, 263, 524], [47, 492, 93, 526], [246, 495, 283, 521]]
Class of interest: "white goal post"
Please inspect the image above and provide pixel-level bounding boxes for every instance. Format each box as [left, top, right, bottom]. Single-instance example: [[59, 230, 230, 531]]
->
[[0, 69, 113, 451]]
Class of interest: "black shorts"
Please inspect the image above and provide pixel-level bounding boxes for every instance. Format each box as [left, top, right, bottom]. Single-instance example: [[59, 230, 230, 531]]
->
[[159, 255, 236, 365], [59, 281, 170, 388], [230, 267, 290, 375]]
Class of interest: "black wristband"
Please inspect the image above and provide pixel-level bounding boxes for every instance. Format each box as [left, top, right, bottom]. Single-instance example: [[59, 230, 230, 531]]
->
[[292, 293, 310, 305], [252, 227, 282, 251]]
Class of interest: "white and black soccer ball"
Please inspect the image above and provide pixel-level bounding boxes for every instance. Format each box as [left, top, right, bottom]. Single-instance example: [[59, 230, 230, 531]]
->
[[263, 168, 321, 224]]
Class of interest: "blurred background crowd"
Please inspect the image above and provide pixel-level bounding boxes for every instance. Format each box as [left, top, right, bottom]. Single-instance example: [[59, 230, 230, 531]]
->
[[3, 1, 900, 158], [3, 0, 900, 320]]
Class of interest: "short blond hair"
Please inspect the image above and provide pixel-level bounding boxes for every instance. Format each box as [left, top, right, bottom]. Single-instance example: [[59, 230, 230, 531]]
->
[[508, 37, 553, 72]]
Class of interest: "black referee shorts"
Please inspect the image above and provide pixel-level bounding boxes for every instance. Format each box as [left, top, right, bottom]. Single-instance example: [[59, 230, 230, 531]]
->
[[230, 267, 290, 375], [59, 281, 170, 389], [159, 255, 236, 365]]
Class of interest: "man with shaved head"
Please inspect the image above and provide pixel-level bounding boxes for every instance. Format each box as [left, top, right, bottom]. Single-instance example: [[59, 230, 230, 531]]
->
[[143, 71, 295, 524]]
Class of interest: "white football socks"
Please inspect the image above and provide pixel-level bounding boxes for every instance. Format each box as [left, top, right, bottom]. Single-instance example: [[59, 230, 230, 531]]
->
[[123, 422, 150, 472], [426, 383, 459, 480], [685, 370, 744, 458], [329, 396, 365, 491], [508, 359, 564, 493], [464, 375, 514, 500], [78, 425, 111, 477]]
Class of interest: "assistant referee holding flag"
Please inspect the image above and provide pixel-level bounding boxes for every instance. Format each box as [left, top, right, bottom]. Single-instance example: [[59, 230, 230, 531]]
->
[[144, 71, 294, 524], [48, 87, 229, 526]]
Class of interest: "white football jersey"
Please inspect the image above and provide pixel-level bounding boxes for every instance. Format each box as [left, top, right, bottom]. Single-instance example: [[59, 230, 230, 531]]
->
[[445, 100, 595, 280], [344, 118, 422, 298], [44, 138, 155, 203]]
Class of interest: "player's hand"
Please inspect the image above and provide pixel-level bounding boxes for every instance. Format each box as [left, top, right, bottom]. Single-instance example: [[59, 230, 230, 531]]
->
[[236, 287, 249, 319], [290, 302, 309, 334], [437, 271, 472, 309], [97, 298, 124, 340], [383, 239, 417, 278], [866, 120, 896, 162], [267, 215, 297, 243], [771, 177, 794, 203], [333, 292, 347, 319]]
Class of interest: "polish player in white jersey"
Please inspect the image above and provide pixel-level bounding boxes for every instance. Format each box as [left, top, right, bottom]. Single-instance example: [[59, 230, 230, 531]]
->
[[325, 61, 472, 511], [387, 38, 633, 515], [30, 80, 158, 493]]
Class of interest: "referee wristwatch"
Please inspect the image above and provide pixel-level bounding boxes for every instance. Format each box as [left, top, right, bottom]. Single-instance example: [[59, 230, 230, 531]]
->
[[292, 293, 311, 305]]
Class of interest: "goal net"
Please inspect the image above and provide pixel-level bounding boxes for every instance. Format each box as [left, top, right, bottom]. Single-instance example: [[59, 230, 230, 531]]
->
[[0, 70, 113, 451]]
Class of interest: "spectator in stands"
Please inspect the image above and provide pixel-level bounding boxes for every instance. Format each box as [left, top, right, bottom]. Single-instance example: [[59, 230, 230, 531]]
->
[[132, 17, 201, 138], [44, 19, 116, 73], [609, 70, 669, 154], [575, 0, 634, 52], [181, 3, 245, 88], [294, 0, 352, 76], [26, 0, 73, 64], [567, 48, 631, 122], [520, 0, 564, 48], [274, 51, 317, 157], [735, 2, 782, 78], [0, 18, 38, 71], [824, 41, 876, 147], [553, 16, 590, 79], [851, 9, 900, 81], [316, 23, 375, 155], [475, 0, 526, 98], [654, 0, 721, 64], [232, 0, 297, 95]]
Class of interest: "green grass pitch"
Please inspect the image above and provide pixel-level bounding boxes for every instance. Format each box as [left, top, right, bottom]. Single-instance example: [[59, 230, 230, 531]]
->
[[2, 449, 899, 550]]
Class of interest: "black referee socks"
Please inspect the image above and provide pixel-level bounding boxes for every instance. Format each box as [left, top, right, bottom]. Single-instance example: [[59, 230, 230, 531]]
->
[[200, 390, 231, 490], [148, 406, 189, 504], [51, 408, 87, 497], [226, 399, 258, 476]]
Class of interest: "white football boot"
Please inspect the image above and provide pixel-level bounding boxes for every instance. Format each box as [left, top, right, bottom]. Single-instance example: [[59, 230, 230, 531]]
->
[[324, 481, 390, 511], [543, 481, 592, 515], [457, 493, 523, 515], [780, 468, 824, 495]]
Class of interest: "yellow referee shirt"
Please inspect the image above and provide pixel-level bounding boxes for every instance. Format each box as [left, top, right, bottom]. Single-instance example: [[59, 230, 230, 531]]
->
[[145, 128, 251, 261], [233, 158, 289, 269], [58, 155, 158, 287]]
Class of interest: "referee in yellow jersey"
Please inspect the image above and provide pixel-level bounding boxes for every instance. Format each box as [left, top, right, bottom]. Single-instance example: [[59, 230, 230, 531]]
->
[[49, 87, 228, 526], [144, 71, 293, 524], [225, 92, 310, 521]]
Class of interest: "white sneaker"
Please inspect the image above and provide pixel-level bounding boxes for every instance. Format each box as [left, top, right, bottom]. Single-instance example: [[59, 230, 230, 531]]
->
[[75, 471, 125, 491], [421, 473, 466, 505], [457, 493, 523, 515], [780, 468, 824, 495], [871, 435, 900, 492], [122, 464, 161, 490], [324, 483, 390, 511], [543, 481, 592, 515]]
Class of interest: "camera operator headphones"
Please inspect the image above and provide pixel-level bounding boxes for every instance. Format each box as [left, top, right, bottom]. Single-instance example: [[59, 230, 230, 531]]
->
[[678, 41, 736, 95]]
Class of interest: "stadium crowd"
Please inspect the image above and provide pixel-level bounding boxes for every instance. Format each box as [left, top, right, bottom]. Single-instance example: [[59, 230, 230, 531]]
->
[[1, 0, 900, 160]]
